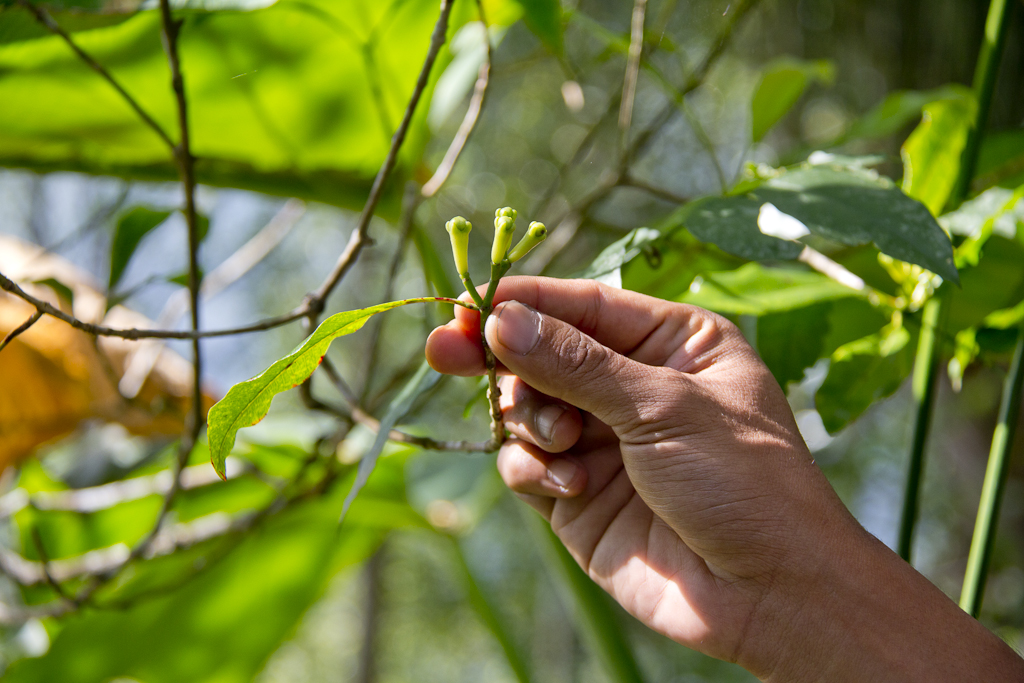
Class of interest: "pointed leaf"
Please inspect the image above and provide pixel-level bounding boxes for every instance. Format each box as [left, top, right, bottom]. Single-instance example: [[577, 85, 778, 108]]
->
[[109, 207, 171, 290], [684, 165, 959, 284], [207, 297, 446, 477], [339, 360, 441, 522]]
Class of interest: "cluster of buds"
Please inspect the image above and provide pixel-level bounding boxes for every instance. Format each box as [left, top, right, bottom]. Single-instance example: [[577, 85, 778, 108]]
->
[[445, 207, 548, 283]]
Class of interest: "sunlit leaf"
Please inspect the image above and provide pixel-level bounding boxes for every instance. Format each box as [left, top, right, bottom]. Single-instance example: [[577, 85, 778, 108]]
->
[[816, 323, 913, 433], [680, 263, 859, 316], [683, 164, 959, 284], [0, 0, 461, 210], [207, 297, 448, 478], [109, 207, 171, 290], [751, 57, 834, 142], [900, 90, 976, 216]]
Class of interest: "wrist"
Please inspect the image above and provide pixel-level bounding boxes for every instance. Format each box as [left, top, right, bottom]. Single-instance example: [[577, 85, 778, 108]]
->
[[740, 502, 1024, 683]]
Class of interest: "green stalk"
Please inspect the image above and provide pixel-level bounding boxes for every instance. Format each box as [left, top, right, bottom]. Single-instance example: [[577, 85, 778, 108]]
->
[[448, 536, 533, 683], [897, 0, 1012, 564], [949, 0, 1012, 208], [960, 321, 1024, 617], [898, 294, 944, 561], [520, 506, 645, 683]]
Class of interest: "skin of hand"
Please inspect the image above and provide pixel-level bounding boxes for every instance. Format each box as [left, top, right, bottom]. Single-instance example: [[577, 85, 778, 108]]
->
[[426, 276, 1024, 683]]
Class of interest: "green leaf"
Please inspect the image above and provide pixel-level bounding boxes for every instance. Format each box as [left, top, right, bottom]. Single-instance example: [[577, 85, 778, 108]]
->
[[949, 184, 1024, 267], [751, 57, 834, 142], [108, 207, 171, 290], [757, 303, 831, 388], [840, 85, 965, 142], [207, 297, 447, 477], [816, 323, 914, 433], [684, 164, 959, 284], [513, 0, 562, 54], [680, 263, 859, 316], [577, 226, 662, 284], [946, 235, 1024, 332], [900, 90, 977, 216], [0, 0, 461, 210], [975, 128, 1024, 190], [339, 360, 441, 521], [621, 229, 745, 300]]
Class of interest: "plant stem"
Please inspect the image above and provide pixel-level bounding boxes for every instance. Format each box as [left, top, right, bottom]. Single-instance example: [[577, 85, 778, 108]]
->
[[949, 0, 1012, 208], [898, 0, 1011, 564], [478, 261, 511, 449], [960, 320, 1024, 617], [898, 292, 944, 561]]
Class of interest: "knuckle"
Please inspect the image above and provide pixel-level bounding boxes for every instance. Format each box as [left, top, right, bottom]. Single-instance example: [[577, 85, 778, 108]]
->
[[553, 328, 605, 379]]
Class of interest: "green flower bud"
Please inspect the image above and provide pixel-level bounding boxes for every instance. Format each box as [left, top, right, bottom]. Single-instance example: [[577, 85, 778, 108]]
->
[[446, 216, 472, 277], [491, 215, 517, 264], [495, 206, 517, 222], [507, 221, 547, 262]]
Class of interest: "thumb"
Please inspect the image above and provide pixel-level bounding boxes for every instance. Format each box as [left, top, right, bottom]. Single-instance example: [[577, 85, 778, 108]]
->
[[484, 300, 666, 432]]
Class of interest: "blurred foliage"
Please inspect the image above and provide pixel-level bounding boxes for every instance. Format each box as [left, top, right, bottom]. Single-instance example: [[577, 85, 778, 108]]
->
[[0, 0, 1023, 681]]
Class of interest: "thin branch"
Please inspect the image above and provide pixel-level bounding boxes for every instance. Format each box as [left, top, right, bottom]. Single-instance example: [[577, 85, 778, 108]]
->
[[0, 310, 43, 354], [107, 0, 206, 585], [422, 0, 492, 198], [626, 0, 761, 166], [619, 175, 690, 205], [16, 0, 175, 150], [618, 0, 648, 141], [0, 512, 239, 590], [307, 0, 456, 319], [0, 272, 307, 339], [0, 459, 249, 520]]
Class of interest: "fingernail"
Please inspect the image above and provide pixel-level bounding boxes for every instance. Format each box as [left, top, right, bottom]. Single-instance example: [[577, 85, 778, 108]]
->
[[486, 301, 540, 355], [547, 459, 578, 491], [536, 404, 565, 444]]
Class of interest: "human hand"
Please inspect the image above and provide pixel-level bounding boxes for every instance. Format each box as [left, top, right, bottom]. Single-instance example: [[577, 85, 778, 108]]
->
[[426, 276, 1024, 682]]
